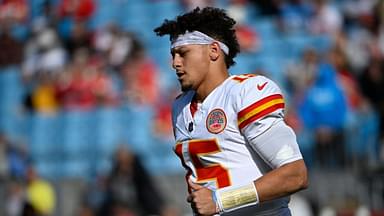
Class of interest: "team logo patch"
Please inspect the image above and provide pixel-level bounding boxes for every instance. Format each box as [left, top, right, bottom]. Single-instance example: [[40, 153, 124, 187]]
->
[[206, 108, 227, 134]]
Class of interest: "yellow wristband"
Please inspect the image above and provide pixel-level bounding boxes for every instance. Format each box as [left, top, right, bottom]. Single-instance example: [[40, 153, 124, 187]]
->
[[215, 183, 259, 213]]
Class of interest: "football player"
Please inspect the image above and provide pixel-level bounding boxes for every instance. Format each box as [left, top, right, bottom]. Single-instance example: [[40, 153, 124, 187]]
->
[[154, 7, 308, 216]]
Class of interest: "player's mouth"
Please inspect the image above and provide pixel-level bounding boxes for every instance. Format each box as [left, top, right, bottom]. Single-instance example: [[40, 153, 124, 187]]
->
[[176, 71, 186, 80]]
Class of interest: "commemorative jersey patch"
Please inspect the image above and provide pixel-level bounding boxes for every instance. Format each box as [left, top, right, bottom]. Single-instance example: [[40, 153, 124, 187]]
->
[[206, 108, 227, 134]]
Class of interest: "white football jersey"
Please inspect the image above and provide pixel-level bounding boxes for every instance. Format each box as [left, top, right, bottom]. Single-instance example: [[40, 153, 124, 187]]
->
[[172, 74, 303, 215]]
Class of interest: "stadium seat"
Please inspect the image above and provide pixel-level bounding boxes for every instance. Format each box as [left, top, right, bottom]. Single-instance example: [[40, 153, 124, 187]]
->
[[28, 113, 62, 160], [309, 34, 332, 54], [62, 159, 91, 178], [145, 151, 183, 175], [120, 104, 154, 155], [229, 53, 256, 75], [93, 108, 121, 157], [260, 38, 290, 58], [249, 17, 278, 39], [61, 111, 94, 159], [89, 0, 117, 29], [282, 34, 313, 59], [35, 159, 63, 179], [146, 136, 182, 174], [149, 0, 183, 24], [344, 110, 380, 162]]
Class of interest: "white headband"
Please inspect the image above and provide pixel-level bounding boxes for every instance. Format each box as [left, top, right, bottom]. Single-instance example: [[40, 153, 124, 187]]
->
[[171, 31, 229, 55]]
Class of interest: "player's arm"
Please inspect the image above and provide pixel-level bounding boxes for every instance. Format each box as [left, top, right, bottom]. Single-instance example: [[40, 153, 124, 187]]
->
[[237, 77, 308, 202], [251, 121, 308, 202], [212, 120, 308, 214], [255, 159, 307, 201]]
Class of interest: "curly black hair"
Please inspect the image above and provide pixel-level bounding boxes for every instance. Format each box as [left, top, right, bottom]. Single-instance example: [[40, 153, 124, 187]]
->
[[154, 7, 240, 68]]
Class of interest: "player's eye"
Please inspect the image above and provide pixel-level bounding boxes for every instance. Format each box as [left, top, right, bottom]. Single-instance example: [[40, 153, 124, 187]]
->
[[179, 51, 188, 57]]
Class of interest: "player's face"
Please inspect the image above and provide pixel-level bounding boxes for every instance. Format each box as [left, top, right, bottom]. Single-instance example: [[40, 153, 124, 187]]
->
[[171, 44, 210, 92]]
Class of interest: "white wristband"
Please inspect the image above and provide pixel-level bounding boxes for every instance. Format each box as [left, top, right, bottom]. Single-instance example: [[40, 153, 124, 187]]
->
[[214, 182, 259, 213]]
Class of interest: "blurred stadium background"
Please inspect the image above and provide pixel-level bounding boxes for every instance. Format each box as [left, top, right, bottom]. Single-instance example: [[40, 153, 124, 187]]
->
[[0, 0, 384, 215]]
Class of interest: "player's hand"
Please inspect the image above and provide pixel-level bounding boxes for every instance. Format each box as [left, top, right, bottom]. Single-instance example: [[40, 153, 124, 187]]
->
[[187, 179, 217, 216]]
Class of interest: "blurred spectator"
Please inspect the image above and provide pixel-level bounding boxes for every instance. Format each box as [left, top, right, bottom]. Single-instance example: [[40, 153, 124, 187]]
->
[[328, 33, 380, 167], [56, 48, 117, 110], [64, 21, 93, 57], [299, 63, 348, 168], [0, 0, 28, 24], [249, 0, 280, 16], [285, 47, 319, 98], [88, 56, 119, 106], [0, 133, 29, 180], [78, 204, 96, 216], [341, 0, 377, 31], [55, 48, 90, 109], [289, 194, 314, 216], [5, 180, 25, 216], [375, 0, 384, 24], [153, 101, 173, 140], [328, 41, 364, 111], [373, 0, 384, 58], [359, 59, 384, 149], [340, 0, 384, 74], [22, 25, 67, 79], [226, 0, 248, 23], [58, 0, 95, 22], [343, 27, 373, 75], [30, 74, 59, 114], [56, 0, 94, 41], [0, 133, 9, 179], [284, 105, 303, 134], [285, 48, 320, 168], [227, 0, 260, 53], [181, 0, 215, 11], [7, 143, 29, 180], [94, 26, 140, 69], [99, 145, 168, 216], [308, 0, 343, 35], [0, 25, 24, 68], [153, 88, 180, 140], [235, 24, 260, 53], [22, 24, 62, 115], [82, 175, 107, 216], [32, 1, 56, 24], [120, 42, 160, 106], [24, 165, 56, 216], [0, 133, 29, 181]]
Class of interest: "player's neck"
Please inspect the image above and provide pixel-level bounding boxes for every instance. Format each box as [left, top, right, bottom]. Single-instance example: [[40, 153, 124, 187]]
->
[[194, 66, 229, 103]]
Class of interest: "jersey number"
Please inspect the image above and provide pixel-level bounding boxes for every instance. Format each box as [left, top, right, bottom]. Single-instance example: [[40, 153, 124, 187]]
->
[[175, 139, 231, 189]]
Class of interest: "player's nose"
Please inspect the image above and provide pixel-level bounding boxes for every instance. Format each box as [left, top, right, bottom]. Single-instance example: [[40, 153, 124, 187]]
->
[[172, 55, 182, 70]]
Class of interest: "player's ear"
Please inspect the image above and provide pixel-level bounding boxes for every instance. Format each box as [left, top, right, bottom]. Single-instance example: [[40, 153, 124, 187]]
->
[[209, 42, 220, 61]]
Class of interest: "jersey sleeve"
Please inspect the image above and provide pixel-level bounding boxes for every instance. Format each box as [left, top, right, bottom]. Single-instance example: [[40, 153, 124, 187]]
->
[[235, 76, 302, 168], [248, 119, 303, 168], [236, 75, 285, 136]]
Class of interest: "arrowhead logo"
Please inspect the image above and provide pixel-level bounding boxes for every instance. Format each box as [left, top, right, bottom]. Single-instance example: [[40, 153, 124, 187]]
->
[[257, 82, 268, 91]]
